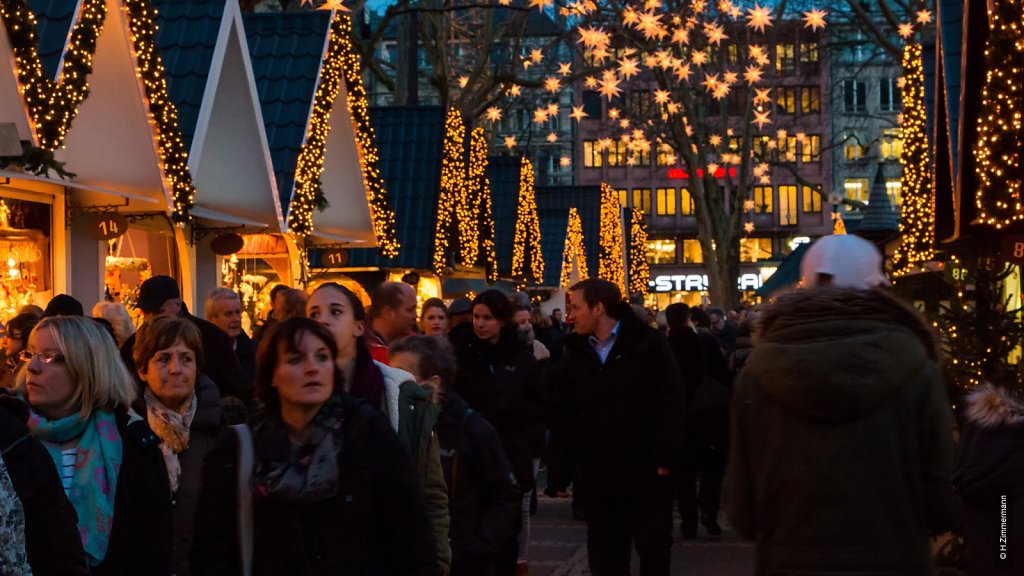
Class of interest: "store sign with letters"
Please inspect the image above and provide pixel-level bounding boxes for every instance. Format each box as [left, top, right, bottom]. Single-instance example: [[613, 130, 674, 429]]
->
[[649, 273, 763, 292]]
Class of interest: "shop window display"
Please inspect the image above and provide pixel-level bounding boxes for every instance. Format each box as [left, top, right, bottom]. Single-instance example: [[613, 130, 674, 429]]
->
[[0, 198, 51, 322]]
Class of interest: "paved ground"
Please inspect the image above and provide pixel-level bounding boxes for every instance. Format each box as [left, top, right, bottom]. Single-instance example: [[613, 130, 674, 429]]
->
[[528, 495, 755, 576]]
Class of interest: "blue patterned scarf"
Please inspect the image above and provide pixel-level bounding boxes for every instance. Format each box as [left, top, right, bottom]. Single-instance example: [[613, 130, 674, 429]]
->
[[28, 409, 122, 567]]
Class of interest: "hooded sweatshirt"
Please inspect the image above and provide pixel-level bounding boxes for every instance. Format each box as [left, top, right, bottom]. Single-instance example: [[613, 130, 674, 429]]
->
[[727, 287, 955, 575]]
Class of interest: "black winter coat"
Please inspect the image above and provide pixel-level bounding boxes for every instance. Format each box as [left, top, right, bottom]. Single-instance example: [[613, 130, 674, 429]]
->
[[96, 409, 174, 576], [0, 397, 89, 576], [133, 375, 227, 576], [234, 331, 257, 388], [547, 305, 686, 500], [190, 396, 437, 576], [436, 392, 521, 576], [452, 327, 543, 490], [667, 328, 730, 448]]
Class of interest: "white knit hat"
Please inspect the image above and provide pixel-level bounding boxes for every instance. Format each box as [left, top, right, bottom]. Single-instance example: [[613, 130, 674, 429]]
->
[[800, 234, 890, 290]]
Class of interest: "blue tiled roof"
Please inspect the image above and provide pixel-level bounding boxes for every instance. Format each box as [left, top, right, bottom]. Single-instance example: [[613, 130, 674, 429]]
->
[[489, 156, 522, 276], [243, 11, 331, 214], [342, 106, 446, 269], [153, 0, 225, 154], [536, 185, 601, 287], [26, 0, 76, 80]]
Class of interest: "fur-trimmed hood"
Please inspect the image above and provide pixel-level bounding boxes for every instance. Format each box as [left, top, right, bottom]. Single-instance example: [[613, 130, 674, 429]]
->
[[745, 287, 942, 423], [965, 383, 1024, 428]]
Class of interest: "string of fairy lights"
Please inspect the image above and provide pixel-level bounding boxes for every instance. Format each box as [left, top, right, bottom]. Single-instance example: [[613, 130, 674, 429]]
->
[[511, 157, 544, 285], [598, 182, 625, 294], [892, 42, 934, 276], [1, 0, 106, 151], [468, 127, 498, 281], [461, 126, 484, 266], [433, 108, 466, 274], [628, 207, 650, 296], [561, 207, 588, 288], [974, 0, 1024, 229], [123, 0, 197, 224]]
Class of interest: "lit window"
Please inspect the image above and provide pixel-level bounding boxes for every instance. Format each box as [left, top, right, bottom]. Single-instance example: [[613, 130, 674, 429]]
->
[[617, 188, 628, 208], [800, 39, 819, 63], [646, 239, 677, 264], [775, 43, 796, 74], [656, 188, 676, 215], [844, 178, 870, 211], [753, 186, 773, 213], [679, 188, 695, 215], [886, 179, 902, 207], [607, 141, 628, 166], [880, 128, 903, 161], [800, 135, 820, 163], [779, 136, 797, 163], [740, 238, 772, 262], [802, 185, 822, 212], [800, 86, 821, 113], [583, 141, 603, 168], [776, 87, 797, 114], [656, 146, 675, 166], [632, 188, 652, 213], [681, 239, 703, 264], [779, 185, 799, 226], [844, 142, 864, 162]]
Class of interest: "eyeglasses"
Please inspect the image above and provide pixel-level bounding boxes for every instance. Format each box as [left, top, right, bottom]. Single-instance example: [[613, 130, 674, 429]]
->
[[18, 351, 65, 364], [2, 332, 21, 340]]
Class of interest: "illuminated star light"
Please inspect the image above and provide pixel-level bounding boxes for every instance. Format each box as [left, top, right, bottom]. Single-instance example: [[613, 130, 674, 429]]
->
[[528, 0, 553, 10], [620, 118, 630, 129], [608, 107, 620, 119], [546, 102, 559, 115], [578, 27, 610, 50], [744, 199, 755, 211], [723, 71, 739, 85], [712, 84, 731, 99], [530, 49, 544, 63], [802, 9, 827, 32], [744, 221, 756, 233], [533, 108, 550, 123], [654, 90, 671, 104], [753, 110, 772, 129], [544, 77, 561, 92], [622, 7, 640, 26], [504, 136, 516, 149], [743, 65, 763, 84], [618, 57, 641, 79], [704, 23, 728, 45], [702, 72, 720, 92], [746, 4, 773, 33], [916, 9, 933, 23], [671, 28, 690, 46], [570, 105, 587, 121], [547, 132, 558, 143], [897, 23, 915, 38], [317, 0, 348, 11], [560, 156, 572, 167], [709, 134, 723, 147], [637, 11, 667, 40], [692, 51, 709, 66], [485, 107, 502, 122], [584, 76, 598, 88], [509, 85, 521, 96], [557, 62, 572, 76], [458, 76, 469, 88], [753, 87, 772, 105]]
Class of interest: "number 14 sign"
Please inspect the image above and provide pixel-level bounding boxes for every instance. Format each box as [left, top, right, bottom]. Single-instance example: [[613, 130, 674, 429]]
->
[[87, 213, 129, 241]]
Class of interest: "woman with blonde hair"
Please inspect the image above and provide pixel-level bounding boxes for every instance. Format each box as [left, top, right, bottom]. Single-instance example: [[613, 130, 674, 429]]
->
[[92, 301, 137, 347], [16, 315, 171, 575]]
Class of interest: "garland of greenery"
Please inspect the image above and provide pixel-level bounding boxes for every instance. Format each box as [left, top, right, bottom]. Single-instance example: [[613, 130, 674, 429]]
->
[[1, 0, 107, 151], [0, 143, 76, 179]]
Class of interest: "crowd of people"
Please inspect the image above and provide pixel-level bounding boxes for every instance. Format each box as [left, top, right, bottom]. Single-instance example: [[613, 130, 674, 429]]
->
[[0, 233, 1019, 576]]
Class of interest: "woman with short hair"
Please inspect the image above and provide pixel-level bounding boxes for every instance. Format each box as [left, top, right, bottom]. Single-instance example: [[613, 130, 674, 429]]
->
[[133, 316, 236, 576], [16, 315, 171, 575], [191, 317, 436, 575]]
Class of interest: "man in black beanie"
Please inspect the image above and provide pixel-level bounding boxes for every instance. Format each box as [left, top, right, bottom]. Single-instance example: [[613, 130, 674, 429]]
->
[[119, 275, 250, 403]]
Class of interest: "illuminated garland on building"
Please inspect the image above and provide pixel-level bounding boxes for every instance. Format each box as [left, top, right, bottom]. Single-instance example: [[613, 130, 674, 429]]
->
[[511, 157, 544, 284], [561, 207, 588, 287], [1, 0, 106, 150], [124, 0, 196, 224], [892, 42, 934, 275], [335, 14, 399, 256], [433, 108, 466, 274], [598, 182, 625, 294], [468, 127, 498, 281], [628, 208, 650, 296], [974, 0, 1024, 228]]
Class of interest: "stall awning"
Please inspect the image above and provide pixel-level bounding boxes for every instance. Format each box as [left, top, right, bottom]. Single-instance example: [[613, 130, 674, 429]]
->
[[755, 242, 809, 297]]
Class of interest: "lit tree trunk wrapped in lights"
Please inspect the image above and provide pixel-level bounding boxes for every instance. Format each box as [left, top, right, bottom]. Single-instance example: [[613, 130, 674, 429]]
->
[[433, 108, 466, 274], [892, 42, 934, 275], [974, 0, 1024, 228], [628, 208, 650, 296], [561, 207, 589, 287], [466, 127, 498, 281], [511, 157, 544, 285], [598, 183, 626, 294]]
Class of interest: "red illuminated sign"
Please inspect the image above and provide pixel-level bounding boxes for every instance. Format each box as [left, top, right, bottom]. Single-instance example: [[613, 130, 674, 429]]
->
[[667, 167, 737, 180]]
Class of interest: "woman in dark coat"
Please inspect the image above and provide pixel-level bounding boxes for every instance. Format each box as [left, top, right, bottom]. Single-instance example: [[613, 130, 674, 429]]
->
[[191, 317, 436, 576], [451, 290, 544, 575], [132, 316, 240, 576], [391, 336, 522, 576], [0, 393, 88, 575], [954, 382, 1024, 576], [17, 315, 172, 575]]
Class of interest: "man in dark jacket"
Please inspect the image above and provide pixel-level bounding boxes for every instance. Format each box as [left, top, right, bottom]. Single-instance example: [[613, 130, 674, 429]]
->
[[665, 302, 730, 538], [547, 279, 685, 576], [727, 234, 956, 574], [205, 287, 257, 385], [119, 276, 251, 403]]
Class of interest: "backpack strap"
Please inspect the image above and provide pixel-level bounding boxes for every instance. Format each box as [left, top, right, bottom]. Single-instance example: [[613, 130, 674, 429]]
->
[[231, 424, 254, 576]]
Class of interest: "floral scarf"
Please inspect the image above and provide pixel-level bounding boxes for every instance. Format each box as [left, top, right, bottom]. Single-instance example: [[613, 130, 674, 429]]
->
[[0, 455, 30, 575], [144, 388, 196, 494], [28, 409, 121, 567], [252, 395, 345, 505]]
